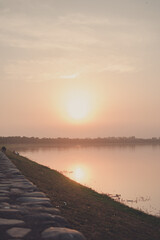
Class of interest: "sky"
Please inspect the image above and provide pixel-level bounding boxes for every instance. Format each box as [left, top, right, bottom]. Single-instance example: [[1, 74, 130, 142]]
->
[[0, 0, 160, 138]]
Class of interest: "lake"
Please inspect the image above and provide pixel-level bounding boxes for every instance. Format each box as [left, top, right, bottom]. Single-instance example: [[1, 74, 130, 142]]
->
[[14, 145, 160, 216]]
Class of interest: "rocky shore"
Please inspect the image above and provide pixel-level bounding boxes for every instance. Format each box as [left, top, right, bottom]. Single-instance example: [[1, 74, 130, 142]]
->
[[0, 151, 86, 240]]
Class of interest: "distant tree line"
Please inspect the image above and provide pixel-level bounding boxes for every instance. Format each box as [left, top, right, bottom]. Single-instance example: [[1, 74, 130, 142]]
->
[[0, 136, 160, 146]]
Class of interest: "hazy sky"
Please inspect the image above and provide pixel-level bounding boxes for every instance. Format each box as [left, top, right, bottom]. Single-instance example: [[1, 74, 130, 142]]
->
[[0, 0, 160, 138]]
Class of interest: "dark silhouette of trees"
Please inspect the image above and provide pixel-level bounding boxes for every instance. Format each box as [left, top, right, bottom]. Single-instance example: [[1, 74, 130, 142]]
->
[[0, 136, 160, 146]]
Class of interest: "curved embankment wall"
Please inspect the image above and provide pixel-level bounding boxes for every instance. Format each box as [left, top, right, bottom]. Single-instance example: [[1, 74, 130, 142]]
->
[[0, 151, 86, 240]]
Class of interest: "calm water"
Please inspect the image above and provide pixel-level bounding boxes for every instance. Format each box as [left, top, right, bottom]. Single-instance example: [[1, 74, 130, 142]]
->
[[15, 145, 160, 216]]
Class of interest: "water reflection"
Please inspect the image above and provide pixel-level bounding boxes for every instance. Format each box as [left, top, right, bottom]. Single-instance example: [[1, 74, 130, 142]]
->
[[73, 167, 85, 182], [14, 145, 160, 216], [61, 166, 89, 184]]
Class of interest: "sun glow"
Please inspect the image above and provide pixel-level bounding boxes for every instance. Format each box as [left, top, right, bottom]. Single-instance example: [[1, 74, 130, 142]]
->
[[65, 90, 92, 121], [67, 97, 89, 120]]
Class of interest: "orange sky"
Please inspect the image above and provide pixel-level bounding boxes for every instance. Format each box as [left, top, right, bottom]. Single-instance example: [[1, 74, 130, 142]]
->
[[0, 0, 160, 138]]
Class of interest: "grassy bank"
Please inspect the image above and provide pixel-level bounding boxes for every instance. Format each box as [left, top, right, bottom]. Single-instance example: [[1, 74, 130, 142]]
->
[[6, 150, 160, 240]]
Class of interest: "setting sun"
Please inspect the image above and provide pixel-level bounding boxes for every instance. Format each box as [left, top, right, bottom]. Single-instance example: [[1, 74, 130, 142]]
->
[[65, 89, 92, 122], [67, 95, 89, 120]]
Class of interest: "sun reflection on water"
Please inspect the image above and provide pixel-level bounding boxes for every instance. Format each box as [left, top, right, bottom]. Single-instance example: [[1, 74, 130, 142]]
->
[[74, 167, 85, 181], [69, 166, 89, 184]]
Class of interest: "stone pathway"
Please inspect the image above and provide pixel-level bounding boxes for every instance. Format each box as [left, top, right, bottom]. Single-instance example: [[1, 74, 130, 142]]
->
[[0, 151, 86, 240]]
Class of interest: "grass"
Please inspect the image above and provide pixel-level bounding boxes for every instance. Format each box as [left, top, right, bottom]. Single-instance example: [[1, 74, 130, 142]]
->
[[5, 149, 160, 240]]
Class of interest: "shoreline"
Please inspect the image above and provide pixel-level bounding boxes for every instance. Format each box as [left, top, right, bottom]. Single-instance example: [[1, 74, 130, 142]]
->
[[5, 143, 160, 217]]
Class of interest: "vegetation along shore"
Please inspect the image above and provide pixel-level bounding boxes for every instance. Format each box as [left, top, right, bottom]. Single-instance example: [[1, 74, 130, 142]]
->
[[1, 136, 160, 147], [5, 149, 160, 240]]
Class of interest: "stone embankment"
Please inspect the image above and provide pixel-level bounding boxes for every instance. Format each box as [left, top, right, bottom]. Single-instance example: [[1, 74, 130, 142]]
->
[[0, 151, 86, 240]]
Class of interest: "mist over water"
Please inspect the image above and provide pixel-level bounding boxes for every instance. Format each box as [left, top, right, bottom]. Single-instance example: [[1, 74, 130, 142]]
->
[[16, 145, 160, 216]]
